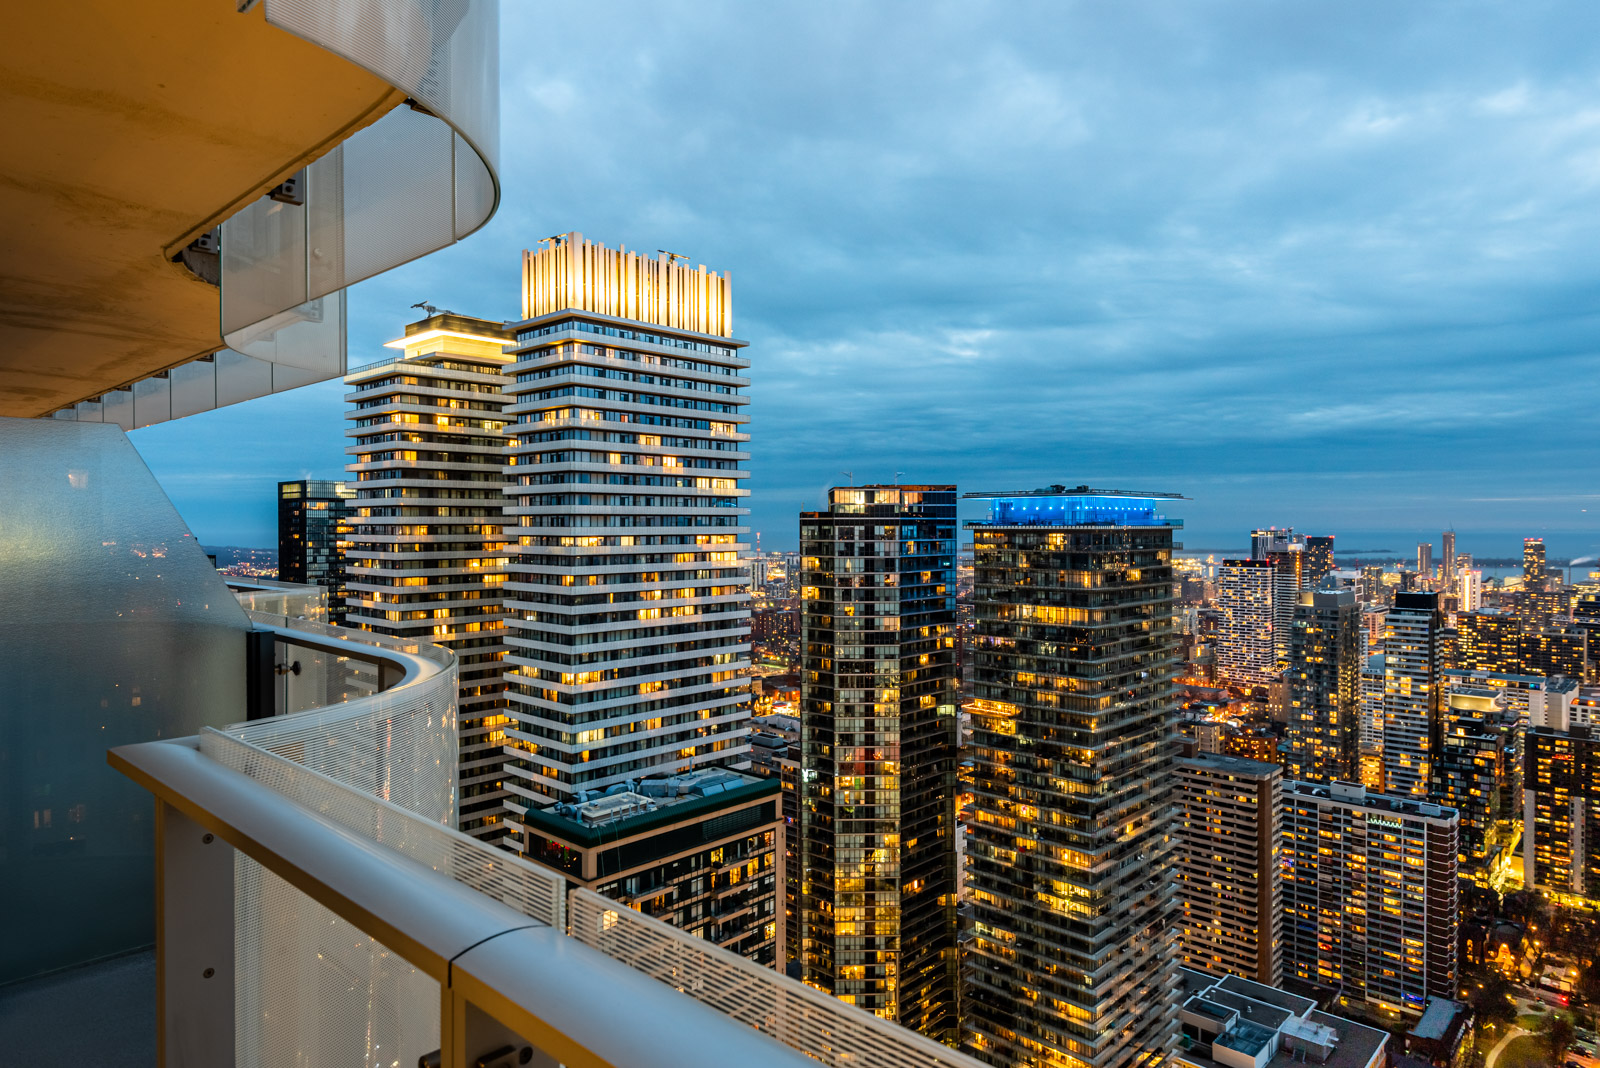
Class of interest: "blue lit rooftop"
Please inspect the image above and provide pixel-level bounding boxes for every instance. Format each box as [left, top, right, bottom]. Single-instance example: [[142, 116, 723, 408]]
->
[[964, 485, 1184, 528]]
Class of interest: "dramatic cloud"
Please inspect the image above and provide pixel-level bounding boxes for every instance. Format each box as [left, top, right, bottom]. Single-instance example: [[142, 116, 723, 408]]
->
[[135, 0, 1600, 555]]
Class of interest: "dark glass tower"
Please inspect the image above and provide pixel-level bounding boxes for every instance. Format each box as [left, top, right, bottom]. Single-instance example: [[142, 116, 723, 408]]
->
[[963, 486, 1182, 1068], [1285, 588, 1361, 782], [276, 479, 355, 621], [799, 485, 959, 1039], [1305, 535, 1336, 588]]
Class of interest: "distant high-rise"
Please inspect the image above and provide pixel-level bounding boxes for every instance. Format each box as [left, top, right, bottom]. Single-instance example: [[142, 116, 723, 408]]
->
[[1173, 754, 1282, 986], [1458, 611, 1521, 673], [1285, 588, 1361, 783], [1525, 538, 1547, 591], [1382, 592, 1445, 798], [500, 234, 753, 813], [1305, 535, 1336, 587], [798, 485, 959, 1038], [1525, 690, 1600, 907], [1283, 780, 1459, 1019], [1256, 530, 1308, 662], [1360, 651, 1386, 762], [1416, 542, 1434, 580], [1251, 526, 1293, 560], [964, 487, 1181, 1068], [1217, 559, 1279, 686], [344, 313, 514, 840], [1433, 688, 1512, 868], [1441, 531, 1457, 585], [276, 478, 355, 621]]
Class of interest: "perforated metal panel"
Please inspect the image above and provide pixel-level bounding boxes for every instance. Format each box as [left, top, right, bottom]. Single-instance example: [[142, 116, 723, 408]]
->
[[568, 890, 985, 1068], [202, 731, 563, 927], [204, 614, 562, 1068], [234, 857, 439, 1068]]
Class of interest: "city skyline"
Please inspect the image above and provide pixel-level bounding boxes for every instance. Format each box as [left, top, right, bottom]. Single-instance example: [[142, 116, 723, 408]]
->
[[128, 1, 1600, 553]]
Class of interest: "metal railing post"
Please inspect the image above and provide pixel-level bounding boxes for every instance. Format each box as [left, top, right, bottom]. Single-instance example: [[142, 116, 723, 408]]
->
[[156, 799, 234, 1068]]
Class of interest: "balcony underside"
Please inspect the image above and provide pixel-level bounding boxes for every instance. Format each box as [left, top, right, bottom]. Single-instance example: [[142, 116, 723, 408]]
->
[[0, 0, 401, 417]]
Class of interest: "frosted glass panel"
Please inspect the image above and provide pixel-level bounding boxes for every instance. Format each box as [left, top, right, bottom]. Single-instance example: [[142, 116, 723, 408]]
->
[[0, 417, 251, 983]]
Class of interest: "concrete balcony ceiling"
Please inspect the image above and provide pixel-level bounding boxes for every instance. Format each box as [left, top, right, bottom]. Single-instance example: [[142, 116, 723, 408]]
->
[[2, 0, 500, 427], [0, 1, 402, 417]]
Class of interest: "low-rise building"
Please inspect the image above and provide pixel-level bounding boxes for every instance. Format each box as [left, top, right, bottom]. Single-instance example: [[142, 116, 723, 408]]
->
[[521, 768, 783, 966], [1174, 969, 1388, 1068], [1403, 997, 1473, 1068]]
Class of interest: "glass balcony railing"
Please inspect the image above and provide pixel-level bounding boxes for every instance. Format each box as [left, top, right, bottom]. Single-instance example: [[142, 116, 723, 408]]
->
[[105, 613, 989, 1068]]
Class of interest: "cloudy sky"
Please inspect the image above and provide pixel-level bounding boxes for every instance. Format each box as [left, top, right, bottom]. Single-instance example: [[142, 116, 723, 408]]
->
[[133, 0, 1600, 557]]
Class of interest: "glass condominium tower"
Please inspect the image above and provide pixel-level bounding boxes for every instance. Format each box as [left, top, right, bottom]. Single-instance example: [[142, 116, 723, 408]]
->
[[963, 487, 1182, 1068], [344, 313, 515, 840], [798, 485, 960, 1038], [499, 233, 752, 816]]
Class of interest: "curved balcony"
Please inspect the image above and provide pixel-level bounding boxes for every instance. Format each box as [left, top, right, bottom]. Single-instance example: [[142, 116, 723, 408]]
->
[[4, 0, 499, 426], [98, 655, 990, 1068]]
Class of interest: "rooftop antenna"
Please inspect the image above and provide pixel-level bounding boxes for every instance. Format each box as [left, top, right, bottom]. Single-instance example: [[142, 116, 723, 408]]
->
[[893, 470, 905, 485], [410, 300, 445, 317], [658, 249, 688, 265], [841, 471, 854, 486], [539, 234, 566, 247]]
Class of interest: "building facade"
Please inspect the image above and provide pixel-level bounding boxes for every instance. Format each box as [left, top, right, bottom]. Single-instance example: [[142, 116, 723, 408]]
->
[[1525, 539, 1547, 590], [749, 712, 801, 970], [1173, 754, 1282, 985], [344, 313, 514, 840], [964, 487, 1182, 1068], [521, 768, 782, 964], [1382, 592, 1445, 799], [1285, 588, 1361, 783], [1305, 535, 1336, 588], [1458, 612, 1522, 674], [498, 235, 753, 821], [1217, 559, 1279, 687], [1433, 689, 1514, 873], [1283, 780, 1460, 1019], [797, 485, 960, 1038], [1524, 691, 1600, 907], [276, 479, 355, 621]]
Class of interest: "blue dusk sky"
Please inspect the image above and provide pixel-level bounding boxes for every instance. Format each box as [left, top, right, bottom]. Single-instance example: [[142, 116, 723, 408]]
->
[[133, 1, 1600, 559]]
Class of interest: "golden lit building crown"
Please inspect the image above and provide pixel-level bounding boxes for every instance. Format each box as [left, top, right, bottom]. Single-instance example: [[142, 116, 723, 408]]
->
[[521, 232, 733, 338]]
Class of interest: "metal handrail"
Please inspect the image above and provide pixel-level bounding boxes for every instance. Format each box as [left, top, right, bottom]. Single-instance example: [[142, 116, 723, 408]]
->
[[108, 738, 814, 1068]]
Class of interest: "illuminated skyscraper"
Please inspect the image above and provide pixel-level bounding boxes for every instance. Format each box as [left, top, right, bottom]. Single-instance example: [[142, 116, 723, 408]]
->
[[1283, 781, 1459, 1019], [1305, 535, 1336, 588], [1416, 542, 1434, 580], [1173, 754, 1282, 985], [1254, 529, 1307, 661], [344, 312, 514, 840], [1285, 589, 1360, 783], [798, 485, 959, 1038], [1525, 538, 1547, 591], [1432, 689, 1512, 868], [964, 486, 1181, 1068], [1381, 592, 1445, 798], [277, 478, 355, 622], [1217, 559, 1278, 686], [500, 234, 753, 814], [1441, 531, 1456, 586], [1458, 611, 1521, 673], [1251, 527, 1293, 560]]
